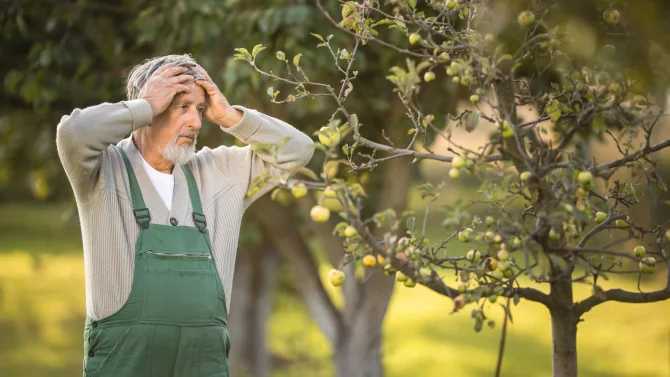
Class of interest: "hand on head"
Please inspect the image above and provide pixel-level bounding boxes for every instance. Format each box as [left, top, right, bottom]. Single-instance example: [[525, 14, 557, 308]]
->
[[138, 63, 196, 117]]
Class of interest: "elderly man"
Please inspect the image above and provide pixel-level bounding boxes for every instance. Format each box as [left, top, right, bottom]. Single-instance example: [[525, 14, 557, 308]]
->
[[56, 54, 314, 376]]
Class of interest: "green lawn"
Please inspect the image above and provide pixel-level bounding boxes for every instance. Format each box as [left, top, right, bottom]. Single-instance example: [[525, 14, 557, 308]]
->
[[1, 203, 669, 377]]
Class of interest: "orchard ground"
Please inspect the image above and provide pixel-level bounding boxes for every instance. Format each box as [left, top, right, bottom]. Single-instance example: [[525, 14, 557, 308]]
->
[[1, 199, 668, 377]]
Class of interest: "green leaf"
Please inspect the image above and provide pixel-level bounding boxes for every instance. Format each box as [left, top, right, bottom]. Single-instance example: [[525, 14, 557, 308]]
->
[[497, 54, 513, 64], [465, 111, 480, 132], [499, 304, 514, 324], [409, 0, 417, 9], [350, 114, 359, 129], [252, 44, 266, 58], [293, 53, 303, 67], [267, 87, 274, 97], [276, 51, 286, 61], [310, 33, 325, 42], [474, 317, 483, 333], [292, 166, 318, 181]]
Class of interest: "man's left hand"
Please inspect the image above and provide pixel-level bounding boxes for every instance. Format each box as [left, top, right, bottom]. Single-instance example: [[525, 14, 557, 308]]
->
[[194, 65, 243, 128]]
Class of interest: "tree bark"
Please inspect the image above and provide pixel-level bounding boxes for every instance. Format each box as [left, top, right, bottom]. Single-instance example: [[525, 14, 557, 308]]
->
[[549, 277, 578, 377], [228, 238, 279, 377]]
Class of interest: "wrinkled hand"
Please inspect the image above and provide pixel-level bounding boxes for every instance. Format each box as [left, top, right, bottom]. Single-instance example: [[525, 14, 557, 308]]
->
[[139, 63, 194, 117], [193, 65, 242, 128]]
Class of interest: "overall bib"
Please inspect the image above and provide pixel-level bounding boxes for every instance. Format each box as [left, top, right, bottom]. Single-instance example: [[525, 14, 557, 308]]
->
[[82, 146, 231, 377]]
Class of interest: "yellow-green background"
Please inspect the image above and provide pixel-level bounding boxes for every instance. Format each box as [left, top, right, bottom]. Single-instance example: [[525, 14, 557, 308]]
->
[[2, 202, 668, 377]]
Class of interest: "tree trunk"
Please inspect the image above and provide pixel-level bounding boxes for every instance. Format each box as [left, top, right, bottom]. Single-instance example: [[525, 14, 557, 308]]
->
[[549, 277, 578, 377], [228, 238, 279, 377], [334, 328, 384, 377], [550, 310, 578, 377]]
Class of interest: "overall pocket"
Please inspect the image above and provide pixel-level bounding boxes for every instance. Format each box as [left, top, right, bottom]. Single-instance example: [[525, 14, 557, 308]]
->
[[84, 326, 132, 377], [141, 251, 218, 322]]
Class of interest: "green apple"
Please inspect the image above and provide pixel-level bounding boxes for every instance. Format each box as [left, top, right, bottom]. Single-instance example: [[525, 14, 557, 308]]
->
[[493, 234, 503, 244], [497, 261, 511, 272], [639, 257, 656, 274], [470, 94, 480, 103], [497, 249, 510, 261], [512, 237, 522, 248], [486, 216, 495, 226], [453, 156, 468, 169], [291, 183, 308, 198], [517, 11, 536, 27], [466, 249, 481, 263], [449, 168, 461, 179], [602, 44, 616, 55], [318, 126, 341, 147], [344, 225, 358, 238], [458, 282, 468, 293], [520, 171, 532, 182], [310, 205, 331, 223], [594, 212, 607, 224], [490, 269, 504, 280], [603, 9, 620, 25], [485, 257, 498, 271], [424, 71, 436, 82], [409, 33, 421, 45], [396, 271, 408, 282], [549, 228, 560, 241], [633, 246, 646, 258], [501, 122, 515, 138], [403, 278, 417, 288], [615, 219, 629, 228], [458, 229, 472, 242], [488, 295, 499, 304], [328, 269, 345, 286], [447, 0, 457, 10], [578, 171, 594, 186], [503, 268, 514, 279], [323, 186, 338, 198]]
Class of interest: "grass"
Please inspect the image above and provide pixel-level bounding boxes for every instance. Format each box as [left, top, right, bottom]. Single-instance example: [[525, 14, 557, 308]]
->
[[1, 203, 669, 377]]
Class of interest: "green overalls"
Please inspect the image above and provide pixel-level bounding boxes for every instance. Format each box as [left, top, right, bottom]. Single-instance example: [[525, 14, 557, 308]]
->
[[82, 147, 231, 377]]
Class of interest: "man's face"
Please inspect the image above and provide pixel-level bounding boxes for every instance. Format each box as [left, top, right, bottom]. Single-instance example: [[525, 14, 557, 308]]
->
[[150, 81, 207, 164]]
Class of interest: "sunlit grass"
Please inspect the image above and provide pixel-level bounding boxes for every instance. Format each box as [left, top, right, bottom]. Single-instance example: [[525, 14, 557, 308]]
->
[[2, 204, 669, 377]]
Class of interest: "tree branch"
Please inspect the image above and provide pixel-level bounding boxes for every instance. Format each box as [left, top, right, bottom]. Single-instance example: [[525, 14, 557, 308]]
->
[[574, 268, 670, 316]]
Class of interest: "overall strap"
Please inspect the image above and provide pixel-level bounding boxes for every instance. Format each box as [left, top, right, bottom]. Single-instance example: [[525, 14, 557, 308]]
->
[[181, 163, 207, 233], [115, 146, 151, 229]]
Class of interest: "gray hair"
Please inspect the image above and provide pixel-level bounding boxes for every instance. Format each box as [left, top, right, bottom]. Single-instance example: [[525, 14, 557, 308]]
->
[[125, 54, 206, 100]]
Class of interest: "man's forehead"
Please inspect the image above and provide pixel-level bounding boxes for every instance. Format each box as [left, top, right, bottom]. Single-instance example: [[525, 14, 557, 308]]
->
[[173, 82, 207, 105]]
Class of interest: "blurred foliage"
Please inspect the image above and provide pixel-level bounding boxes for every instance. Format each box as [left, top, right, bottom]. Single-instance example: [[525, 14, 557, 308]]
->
[[0, 0, 440, 202]]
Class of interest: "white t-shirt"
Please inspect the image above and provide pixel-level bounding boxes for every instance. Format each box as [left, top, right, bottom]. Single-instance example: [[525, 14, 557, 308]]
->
[[139, 154, 174, 211]]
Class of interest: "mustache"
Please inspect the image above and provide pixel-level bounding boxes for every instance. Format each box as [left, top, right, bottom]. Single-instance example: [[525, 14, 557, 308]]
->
[[174, 129, 199, 140]]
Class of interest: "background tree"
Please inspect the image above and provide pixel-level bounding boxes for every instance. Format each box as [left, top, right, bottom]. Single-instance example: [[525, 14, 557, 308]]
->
[[236, 1, 670, 376]]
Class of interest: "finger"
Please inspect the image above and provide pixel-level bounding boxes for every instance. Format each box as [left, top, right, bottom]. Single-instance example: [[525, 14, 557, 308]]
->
[[153, 63, 177, 77], [171, 74, 195, 84], [162, 66, 189, 78], [195, 79, 219, 94], [173, 84, 191, 94], [194, 64, 213, 82]]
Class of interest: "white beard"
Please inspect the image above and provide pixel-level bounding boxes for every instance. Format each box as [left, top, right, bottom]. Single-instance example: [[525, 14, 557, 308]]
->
[[161, 131, 198, 165]]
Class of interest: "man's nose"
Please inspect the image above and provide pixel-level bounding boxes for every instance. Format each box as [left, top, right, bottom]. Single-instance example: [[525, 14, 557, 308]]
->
[[187, 108, 202, 130]]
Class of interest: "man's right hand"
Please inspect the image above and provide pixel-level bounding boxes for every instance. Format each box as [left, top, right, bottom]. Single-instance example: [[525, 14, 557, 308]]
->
[[138, 63, 194, 117]]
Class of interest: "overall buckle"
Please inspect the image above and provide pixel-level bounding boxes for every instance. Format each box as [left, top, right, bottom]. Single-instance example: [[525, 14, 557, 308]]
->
[[192, 212, 207, 232], [133, 208, 151, 229]]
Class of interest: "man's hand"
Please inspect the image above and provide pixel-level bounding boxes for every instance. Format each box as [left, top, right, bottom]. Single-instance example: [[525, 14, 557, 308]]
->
[[194, 65, 243, 128], [139, 63, 194, 117]]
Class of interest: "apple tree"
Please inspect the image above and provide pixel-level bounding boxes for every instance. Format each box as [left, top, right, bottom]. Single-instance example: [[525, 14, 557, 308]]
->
[[235, 0, 670, 376]]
